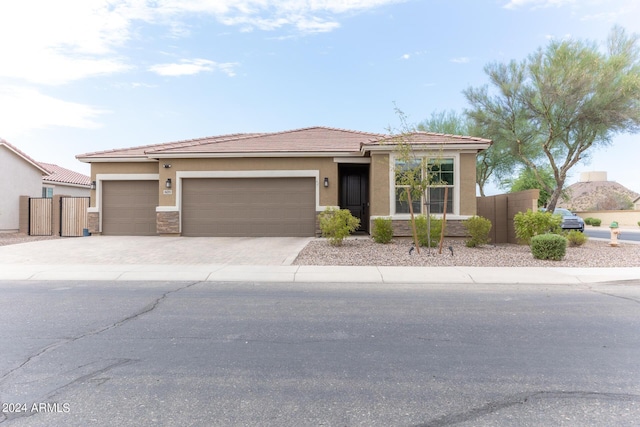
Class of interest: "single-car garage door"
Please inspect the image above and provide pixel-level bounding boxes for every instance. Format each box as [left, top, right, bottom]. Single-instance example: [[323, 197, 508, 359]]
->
[[102, 180, 158, 235], [182, 177, 316, 237]]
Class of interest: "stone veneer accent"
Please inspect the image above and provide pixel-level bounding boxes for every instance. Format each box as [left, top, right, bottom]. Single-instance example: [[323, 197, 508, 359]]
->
[[88, 212, 100, 234], [157, 211, 180, 234], [389, 219, 468, 238]]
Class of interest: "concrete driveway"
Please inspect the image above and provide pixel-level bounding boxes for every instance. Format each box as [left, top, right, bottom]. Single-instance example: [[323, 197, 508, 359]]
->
[[0, 236, 313, 266]]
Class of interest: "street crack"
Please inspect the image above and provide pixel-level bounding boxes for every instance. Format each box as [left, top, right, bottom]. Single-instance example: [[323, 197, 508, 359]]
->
[[0, 281, 201, 386], [413, 390, 640, 427]]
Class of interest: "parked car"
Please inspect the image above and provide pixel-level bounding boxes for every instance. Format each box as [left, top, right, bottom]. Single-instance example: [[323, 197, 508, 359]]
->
[[542, 208, 585, 232]]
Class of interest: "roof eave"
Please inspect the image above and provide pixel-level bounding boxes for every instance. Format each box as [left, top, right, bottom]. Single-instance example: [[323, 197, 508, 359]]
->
[[364, 143, 492, 152], [149, 151, 365, 159]]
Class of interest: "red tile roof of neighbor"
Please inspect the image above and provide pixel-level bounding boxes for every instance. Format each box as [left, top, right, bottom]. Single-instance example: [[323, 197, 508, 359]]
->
[[77, 127, 491, 160], [39, 162, 91, 186]]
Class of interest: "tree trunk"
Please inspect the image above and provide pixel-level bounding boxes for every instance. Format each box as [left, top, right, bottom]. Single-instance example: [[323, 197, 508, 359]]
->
[[407, 190, 420, 254]]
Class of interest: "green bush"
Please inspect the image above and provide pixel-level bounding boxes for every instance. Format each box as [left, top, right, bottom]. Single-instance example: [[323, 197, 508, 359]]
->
[[415, 215, 442, 247], [372, 217, 393, 244], [514, 210, 562, 245], [463, 215, 492, 247], [318, 207, 360, 246], [638, 221, 640, 227], [584, 217, 594, 225], [531, 234, 567, 261], [566, 230, 588, 247], [591, 218, 602, 227]]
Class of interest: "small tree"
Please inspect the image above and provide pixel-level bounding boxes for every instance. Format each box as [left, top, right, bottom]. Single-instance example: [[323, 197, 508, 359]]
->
[[390, 107, 450, 254]]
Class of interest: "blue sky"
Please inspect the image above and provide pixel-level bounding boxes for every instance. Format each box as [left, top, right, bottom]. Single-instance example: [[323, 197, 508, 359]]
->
[[1, 0, 639, 194]]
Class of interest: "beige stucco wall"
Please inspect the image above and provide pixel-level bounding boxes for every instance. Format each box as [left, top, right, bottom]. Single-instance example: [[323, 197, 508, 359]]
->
[[91, 157, 341, 208], [370, 153, 390, 216], [459, 153, 477, 216]]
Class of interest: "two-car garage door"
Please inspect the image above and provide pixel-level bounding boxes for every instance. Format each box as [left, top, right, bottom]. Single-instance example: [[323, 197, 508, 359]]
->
[[182, 177, 316, 237]]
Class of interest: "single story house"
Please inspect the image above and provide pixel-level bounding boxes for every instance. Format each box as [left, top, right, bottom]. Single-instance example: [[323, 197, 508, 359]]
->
[[0, 139, 50, 232], [76, 127, 491, 237]]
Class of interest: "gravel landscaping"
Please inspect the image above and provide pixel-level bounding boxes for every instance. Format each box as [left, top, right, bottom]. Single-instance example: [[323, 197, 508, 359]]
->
[[293, 236, 640, 268], [0, 233, 60, 247]]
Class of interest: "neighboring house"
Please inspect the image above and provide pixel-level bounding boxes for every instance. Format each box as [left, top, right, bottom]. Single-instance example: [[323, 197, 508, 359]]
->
[[76, 127, 491, 237], [0, 139, 50, 232], [39, 162, 91, 198], [634, 196, 640, 210]]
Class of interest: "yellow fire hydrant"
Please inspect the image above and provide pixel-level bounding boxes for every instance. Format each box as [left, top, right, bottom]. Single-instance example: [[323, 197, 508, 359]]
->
[[609, 221, 620, 247]]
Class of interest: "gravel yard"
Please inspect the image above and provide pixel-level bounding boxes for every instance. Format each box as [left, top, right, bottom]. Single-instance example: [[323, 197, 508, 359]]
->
[[0, 233, 60, 246], [293, 236, 640, 268]]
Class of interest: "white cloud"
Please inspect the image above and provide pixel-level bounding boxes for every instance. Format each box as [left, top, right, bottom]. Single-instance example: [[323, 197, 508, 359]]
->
[[401, 54, 410, 60], [149, 59, 239, 77], [0, 86, 107, 138], [450, 57, 470, 64], [503, 0, 575, 10]]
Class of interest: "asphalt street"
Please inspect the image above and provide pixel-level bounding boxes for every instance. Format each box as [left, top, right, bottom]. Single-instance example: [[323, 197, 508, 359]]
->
[[1, 280, 639, 426], [585, 228, 640, 242]]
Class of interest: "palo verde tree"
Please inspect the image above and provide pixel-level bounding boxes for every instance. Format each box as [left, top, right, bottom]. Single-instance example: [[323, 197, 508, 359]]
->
[[464, 26, 640, 210], [501, 165, 558, 208]]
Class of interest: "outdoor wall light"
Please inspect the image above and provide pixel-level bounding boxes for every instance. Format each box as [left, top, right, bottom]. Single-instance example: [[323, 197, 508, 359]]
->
[[165, 178, 172, 188], [90, 181, 96, 190], [324, 177, 329, 187], [163, 163, 172, 168]]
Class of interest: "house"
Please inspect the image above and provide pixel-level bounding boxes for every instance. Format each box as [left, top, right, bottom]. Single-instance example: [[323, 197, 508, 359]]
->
[[40, 162, 91, 198], [76, 127, 491, 237], [634, 196, 640, 210], [0, 139, 51, 232]]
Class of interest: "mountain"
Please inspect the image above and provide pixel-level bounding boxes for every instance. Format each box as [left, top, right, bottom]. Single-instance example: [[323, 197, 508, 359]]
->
[[558, 180, 639, 211]]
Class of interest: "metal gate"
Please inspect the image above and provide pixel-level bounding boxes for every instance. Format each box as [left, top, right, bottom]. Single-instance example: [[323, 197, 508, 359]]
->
[[29, 198, 53, 236], [60, 197, 89, 237]]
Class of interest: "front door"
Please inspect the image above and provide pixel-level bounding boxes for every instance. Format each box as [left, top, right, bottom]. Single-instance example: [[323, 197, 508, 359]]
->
[[339, 165, 369, 233]]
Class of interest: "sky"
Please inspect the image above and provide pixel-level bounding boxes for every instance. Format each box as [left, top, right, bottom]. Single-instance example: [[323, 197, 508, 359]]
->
[[1, 0, 639, 195]]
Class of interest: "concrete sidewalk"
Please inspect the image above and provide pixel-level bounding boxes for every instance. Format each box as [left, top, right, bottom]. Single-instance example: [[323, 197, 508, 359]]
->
[[1, 263, 638, 285], [0, 236, 638, 285]]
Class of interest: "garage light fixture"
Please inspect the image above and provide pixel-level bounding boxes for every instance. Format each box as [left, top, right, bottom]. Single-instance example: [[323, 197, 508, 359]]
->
[[165, 178, 172, 189], [90, 181, 96, 190], [324, 177, 329, 187]]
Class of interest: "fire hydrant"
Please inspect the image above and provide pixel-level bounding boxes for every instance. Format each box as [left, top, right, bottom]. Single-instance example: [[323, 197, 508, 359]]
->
[[609, 221, 620, 247]]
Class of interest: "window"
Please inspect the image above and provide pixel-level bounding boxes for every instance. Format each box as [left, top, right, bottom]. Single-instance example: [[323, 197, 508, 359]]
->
[[42, 187, 53, 198], [394, 157, 454, 215]]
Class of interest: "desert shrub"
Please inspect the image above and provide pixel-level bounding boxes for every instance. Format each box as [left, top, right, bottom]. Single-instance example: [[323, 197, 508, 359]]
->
[[372, 217, 393, 244], [584, 217, 594, 225], [318, 207, 360, 246], [638, 221, 640, 227], [531, 234, 567, 261], [591, 218, 602, 227], [463, 215, 492, 247], [566, 230, 588, 247], [514, 210, 562, 245], [415, 215, 442, 247]]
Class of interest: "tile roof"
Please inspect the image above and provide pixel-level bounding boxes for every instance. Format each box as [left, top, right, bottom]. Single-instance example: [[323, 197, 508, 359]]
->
[[76, 127, 491, 161], [148, 127, 384, 155], [39, 162, 91, 186], [76, 132, 265, 159], [366, 132, 493, 146], [0, 138, 51, 174]]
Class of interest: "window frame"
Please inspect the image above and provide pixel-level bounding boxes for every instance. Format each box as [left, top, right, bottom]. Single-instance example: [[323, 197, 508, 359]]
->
[[390, 152, 460, 217]]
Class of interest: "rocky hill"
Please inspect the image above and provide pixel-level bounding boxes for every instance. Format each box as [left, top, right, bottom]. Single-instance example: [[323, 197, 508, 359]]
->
[[558, 180, 639, 211]]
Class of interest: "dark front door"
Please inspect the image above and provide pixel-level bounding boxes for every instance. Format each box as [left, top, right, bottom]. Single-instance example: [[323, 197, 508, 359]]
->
[[339, 165, 369, 233]]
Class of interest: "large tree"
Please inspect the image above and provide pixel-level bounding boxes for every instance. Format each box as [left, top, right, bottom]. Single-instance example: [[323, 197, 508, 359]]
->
[[464, 26, 640, 210]]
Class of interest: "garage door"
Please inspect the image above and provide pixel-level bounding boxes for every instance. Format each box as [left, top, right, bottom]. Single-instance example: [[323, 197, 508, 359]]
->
[[102, 180, 158, 235], [182, 178, 316, 237]]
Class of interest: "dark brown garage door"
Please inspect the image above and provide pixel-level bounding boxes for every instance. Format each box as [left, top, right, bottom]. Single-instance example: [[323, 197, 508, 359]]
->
[[102, 180, 158, 235], [182, 177, 316, 237]]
